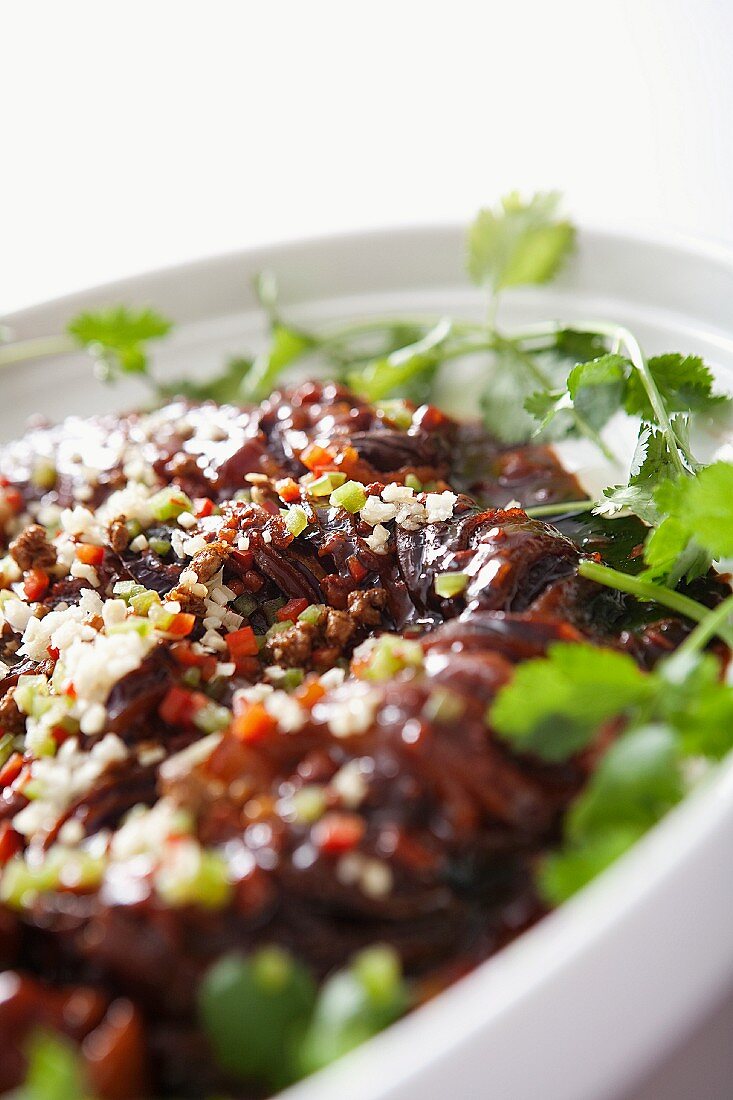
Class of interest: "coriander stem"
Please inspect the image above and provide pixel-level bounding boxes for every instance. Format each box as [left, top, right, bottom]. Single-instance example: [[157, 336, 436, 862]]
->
[[524, 499, 596, 518], [593, 322, 690, 476], [517, 320, 693, 475], [673, 592, 733, 658], [578, 560, 733, 647], [0, 334, 76, 368], [318, 316, 484, 348]]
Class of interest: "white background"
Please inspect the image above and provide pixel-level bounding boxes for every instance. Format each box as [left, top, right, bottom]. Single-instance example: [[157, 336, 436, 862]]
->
[[2, 0, 733, 314]]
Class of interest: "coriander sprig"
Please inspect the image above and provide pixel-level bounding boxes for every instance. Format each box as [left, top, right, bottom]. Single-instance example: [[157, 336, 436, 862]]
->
[[490, 586, 733, 903], [577, 560, 733, 647]]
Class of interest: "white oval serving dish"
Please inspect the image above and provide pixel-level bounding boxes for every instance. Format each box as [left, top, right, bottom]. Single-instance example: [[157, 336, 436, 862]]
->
[[3, 225, 733, 1100]]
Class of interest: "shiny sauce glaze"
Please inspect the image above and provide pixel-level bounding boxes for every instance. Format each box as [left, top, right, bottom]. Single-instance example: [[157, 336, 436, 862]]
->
[[0, 382, 725, 1096]]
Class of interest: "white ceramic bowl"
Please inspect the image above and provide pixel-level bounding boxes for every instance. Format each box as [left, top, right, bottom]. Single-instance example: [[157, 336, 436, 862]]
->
[[3, 226, 733, 1100]]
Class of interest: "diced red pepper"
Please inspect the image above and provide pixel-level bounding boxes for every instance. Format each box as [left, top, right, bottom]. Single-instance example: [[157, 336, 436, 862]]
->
[[170, 642, 199, 667], [231, 702, 277, 743], [414, 403, 448, 431], [159, 685, 205, 726], [232, 655, 261, 681], [0, 753, 23, 788], [165, 612, 196, 638], [171, 643, 219, 680], [337, 445, 361, 479], [231, 549, 254, 571], [75, 543, 105, 566], [194, 497, 215, 518], [0, 821, 22, 865], [51, 724, 70, 748], [47, 645, 60, 661], [347, 556, 368, 583], [24, 567, 49, 601], [276, 478, 301, 503], [312, 812, 365, 855], [294, 679, 326, 709], [276, 598, 309, 622], [3, 487, 24, 513], [225, 625, 258, 660], [301, 444, 335, 472]]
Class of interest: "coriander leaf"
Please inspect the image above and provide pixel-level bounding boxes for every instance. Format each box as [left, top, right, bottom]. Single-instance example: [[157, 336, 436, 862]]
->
[[643, 461, 733, 581], [199, 948, 316, 1089], [567, 724, 683, 841], [160, 357, 254, 403], [466, 191, 575, 293], [643, 516, 710, 586], [523, 388, 565, 433], [299, 946, 408, 1076], [483, 347, 556, 443], [661, 656, 733, 760], [348, 318, 451, 403], [566, 353, 629, 432], [554, 328, 609, 363], [523, 330, 613, 434], [490, 643, 653, 761], [483, 335, 578, 445], [67, 306, 172, 381], [596, 425, 682, 524], [540, 827, 643, 905], [241, 323, 314, 402], [624, 354, 729, 420], [657, 461, 733, 559]]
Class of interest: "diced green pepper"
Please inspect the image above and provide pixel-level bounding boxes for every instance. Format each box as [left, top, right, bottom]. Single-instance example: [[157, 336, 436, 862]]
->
[[263, 596, 286, 626], [266, 619, 293, 640], [232, 593, 258, 618], [0, 732, 14, 768], [149, 537, 172, 557], [289, 785, 327, 824], [434, 571, 469, 598], [193, 701, 231, 735], [309, 472, 346, 497], [14, 675, 50, 715], [156, 847, 232, 910], [375, 400, 413, 431], [329, 481, 367, 513], [112, 580, 146, 603], [31, 460, 57, 491], [360, 635, 423, 682], [130, 588, 162, 616], [298, 603, 325, 626], [285, 505, 308, 537], [149, 487, 193, 522]]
